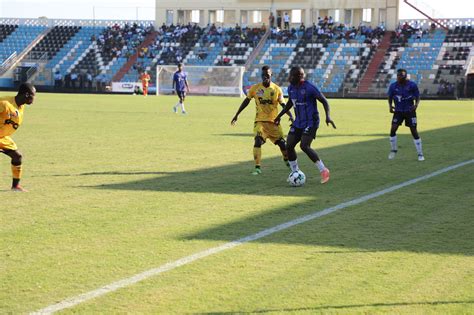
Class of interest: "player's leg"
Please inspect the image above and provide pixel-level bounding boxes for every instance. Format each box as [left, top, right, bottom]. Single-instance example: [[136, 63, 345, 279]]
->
[[180, 93, 187, 114], [274, 138, 290, 168], [252, 136, 264, 175], [268, 122, 289, 168], [143, 85, 148, 96], [407, 112, 424, 161], [286, 129, 301, 172], [2, 149, 26, 192], [251, 122, 266, 175], [389, 113, 402, 159], [173, 92, 181, 113], [300, 128, 330, 184]]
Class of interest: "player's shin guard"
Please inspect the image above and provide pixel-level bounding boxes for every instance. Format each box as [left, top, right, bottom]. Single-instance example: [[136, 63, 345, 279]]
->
[[289, 160, 299, 172], [11, 164, 22, 179], [413, 138, 423, 155], [11, 164, 22, 187], [315, 160, 326, 172], [389, 136, 398, 152], [253, 147, 262, 167]]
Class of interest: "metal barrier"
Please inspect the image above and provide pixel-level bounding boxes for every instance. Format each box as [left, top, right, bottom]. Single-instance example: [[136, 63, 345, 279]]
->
[[0, 51, 17, 75]]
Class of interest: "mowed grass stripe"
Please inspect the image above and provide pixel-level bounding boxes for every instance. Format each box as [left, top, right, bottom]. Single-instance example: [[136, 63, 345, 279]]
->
[[31, 159, 473, 314]]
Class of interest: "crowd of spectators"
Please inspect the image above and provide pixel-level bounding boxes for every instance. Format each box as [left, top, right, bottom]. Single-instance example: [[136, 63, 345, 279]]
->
[[269, 17, 385, 45], [94, 22, 154, 62]]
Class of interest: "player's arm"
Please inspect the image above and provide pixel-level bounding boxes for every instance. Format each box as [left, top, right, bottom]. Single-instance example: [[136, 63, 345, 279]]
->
[[317, 93, 336, 129], [388, 85, 395, 113], [172, 77, 176, 94], [274, 98, 294, 125], [412, 84, 420, 111], [388, 96, 394, 113], [185, 78, 190, 93], [231, 97, 251, 125], [413, 95, 420, 110], [280, 101, 294, 123]]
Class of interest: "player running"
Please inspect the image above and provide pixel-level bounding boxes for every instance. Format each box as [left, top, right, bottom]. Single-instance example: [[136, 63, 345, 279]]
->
[[274, 66, 336, 184], [172, 63, 190, 114], [0, 83, 36, 192], [387, 68, 424, 161], [231, 65, 293, 175]]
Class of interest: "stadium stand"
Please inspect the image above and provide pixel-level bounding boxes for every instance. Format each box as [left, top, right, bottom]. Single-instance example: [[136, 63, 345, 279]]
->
[[0, 17, 472, 98]]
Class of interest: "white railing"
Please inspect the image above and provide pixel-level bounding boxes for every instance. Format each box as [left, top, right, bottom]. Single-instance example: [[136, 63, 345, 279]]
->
[[0, 51, 17, 75], [399, 18, 474, 29], [0, 17, 154, 28], [466, 56, 474, 76]]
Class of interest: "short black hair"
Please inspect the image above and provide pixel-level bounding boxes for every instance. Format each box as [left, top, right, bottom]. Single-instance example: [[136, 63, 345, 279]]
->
[[177, 63, 183, 67], [290, 66, 304, 75], [397, 68, 407, 74], [261, 65, 270, 72], [18, 83, 35, 95]]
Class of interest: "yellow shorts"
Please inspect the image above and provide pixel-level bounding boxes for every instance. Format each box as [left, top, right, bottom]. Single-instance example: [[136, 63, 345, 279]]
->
[[253, 121, 285, 144], [0, 136, 17, 151]]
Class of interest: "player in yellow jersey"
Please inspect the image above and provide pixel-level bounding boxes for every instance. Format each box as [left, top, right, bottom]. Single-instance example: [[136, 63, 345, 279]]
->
[[231, 66, 293, 175], [0, 83, 36, 192]]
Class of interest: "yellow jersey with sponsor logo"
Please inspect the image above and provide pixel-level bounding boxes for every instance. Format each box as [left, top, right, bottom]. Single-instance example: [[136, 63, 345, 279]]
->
[[0, 96, 24, 138], [247, 82, 284, 122]]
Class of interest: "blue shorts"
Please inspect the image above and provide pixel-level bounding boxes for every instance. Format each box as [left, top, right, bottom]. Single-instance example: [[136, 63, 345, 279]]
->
[[392, 111, 417, 127], [176, 90, 186, 99]]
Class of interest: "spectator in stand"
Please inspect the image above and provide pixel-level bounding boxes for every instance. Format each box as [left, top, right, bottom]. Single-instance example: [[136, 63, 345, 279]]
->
[[86, 72, 93, 90], [70, 71, 78, 89], [277, 13, 282, 29], [283, 12, 290, 30], [54, 71, 62, 88], [269, 12, 275, 29], [328, 16, 334, 27], [371, 37, 379, 49], [415, 29, 423, 40], [64, 72, 71, 89]]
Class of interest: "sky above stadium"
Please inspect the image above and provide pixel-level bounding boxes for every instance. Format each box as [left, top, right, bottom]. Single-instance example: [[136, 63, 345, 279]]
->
[[0, 0, 472, 21]]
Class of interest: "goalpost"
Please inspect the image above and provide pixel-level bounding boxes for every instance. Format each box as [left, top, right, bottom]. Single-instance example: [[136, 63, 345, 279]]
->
[[156, 65, 245, 97]]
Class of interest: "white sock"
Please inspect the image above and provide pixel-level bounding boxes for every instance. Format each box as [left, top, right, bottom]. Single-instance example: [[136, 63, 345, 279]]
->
[[390, 136, 398, 151], [180, 102, 186, 112], [316, 160, 326, 172], [414, 138, 423, 155], [174, 102, 180, 110], [289, 160, 299, 172]]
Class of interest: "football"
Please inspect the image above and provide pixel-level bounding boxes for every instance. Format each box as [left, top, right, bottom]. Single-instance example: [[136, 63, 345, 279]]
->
[[288, 170, 306, 187]]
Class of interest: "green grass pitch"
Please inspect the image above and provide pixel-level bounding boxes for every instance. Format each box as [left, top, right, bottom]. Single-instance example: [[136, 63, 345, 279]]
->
[[1, 93, 473, 313]]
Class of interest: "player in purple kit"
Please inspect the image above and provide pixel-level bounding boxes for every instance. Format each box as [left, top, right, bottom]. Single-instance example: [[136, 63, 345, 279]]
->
[[274, 66, 336, 184], [387, 68, 424, 161], [172, 63, 190, 114]]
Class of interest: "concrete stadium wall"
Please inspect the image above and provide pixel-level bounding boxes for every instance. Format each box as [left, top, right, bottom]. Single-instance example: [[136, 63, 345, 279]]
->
[[156, 0, 399, 30]]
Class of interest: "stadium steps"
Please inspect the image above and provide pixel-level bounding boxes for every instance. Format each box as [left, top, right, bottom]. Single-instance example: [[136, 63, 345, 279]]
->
[[244, 28, 270, 70], [111, 31, 158, 82], [357, 32, 393, 92], [0, 26, 50, 78]]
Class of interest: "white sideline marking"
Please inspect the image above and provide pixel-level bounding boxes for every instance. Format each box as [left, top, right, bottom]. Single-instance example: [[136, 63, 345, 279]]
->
[[32, 159, 474, 314]]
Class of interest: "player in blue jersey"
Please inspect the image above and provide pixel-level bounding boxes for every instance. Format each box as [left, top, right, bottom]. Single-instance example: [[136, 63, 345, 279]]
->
[[274, 66, 336, 184], [172, 63, 190, 114], [387, 68, 424, 161]]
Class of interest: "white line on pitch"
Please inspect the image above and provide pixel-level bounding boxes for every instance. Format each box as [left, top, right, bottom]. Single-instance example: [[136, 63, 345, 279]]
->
[[31, 159, 474, 314]]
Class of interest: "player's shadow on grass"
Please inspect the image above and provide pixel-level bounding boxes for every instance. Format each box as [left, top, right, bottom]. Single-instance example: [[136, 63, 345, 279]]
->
[[50, 171, 170, 177], [216, 132, 387, 138], [91, 124, 474, 256], [198, 300, 474, 314]]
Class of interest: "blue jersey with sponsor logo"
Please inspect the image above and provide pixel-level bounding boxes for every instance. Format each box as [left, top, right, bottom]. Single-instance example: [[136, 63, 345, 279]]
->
[[387, 80, 420, 112], [173, 71, 187, 92], [288, 81, 322, 129]]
